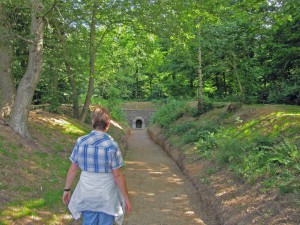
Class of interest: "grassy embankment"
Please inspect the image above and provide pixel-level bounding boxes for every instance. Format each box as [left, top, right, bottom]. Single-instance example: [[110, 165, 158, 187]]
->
[[0, 110, 129, 225], [151, 101, 300, 194]]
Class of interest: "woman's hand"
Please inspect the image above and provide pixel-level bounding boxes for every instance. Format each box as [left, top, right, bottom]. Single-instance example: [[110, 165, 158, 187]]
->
[[125, 198, 132, 213], [62, 162, 78, 205], [62, 191, 71, 205]]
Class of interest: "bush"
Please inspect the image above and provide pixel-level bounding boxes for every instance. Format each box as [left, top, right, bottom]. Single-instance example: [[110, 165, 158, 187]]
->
[[91, 99, 127, 123], [239, 138, 300, 191], [268, 82, 300, 105], [195, 124, 300, 193], [151, 98, 299, 193], [150, 100, 193, 128], [192, 96, 214, 117]]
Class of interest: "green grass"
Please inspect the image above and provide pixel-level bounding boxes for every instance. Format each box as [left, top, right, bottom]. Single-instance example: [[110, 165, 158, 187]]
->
[[0, 108, 129, 224], [0, 152, 71, 224], [152, 101, 300, 193], [0, 199, 45, 224], [0, 112, 95, 224]]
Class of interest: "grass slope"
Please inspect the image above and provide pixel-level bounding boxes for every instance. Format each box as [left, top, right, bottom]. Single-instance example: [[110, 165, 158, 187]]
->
[[0, 110, 129, 225], [150, 101, 300, 224]]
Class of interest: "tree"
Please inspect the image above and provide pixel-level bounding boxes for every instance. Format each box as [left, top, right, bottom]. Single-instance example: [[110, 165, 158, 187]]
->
[[51, 4, 81, 118], [80, 1, 97, 123], [9, 0, 54, 138]]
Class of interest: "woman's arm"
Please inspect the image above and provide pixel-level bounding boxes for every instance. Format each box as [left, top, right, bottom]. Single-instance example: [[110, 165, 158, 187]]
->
[[112, 168, 132, 213], [62, 162, 79, 205]]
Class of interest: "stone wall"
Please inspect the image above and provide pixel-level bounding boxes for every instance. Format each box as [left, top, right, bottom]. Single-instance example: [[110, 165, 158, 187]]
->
[[122, 109, 156, 129]]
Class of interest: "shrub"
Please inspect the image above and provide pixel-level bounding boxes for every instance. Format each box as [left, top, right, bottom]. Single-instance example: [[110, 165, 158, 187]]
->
[[268, 82, 300, 105], [192, 96, 214, 117], [92, 99, 127, 123], [150, 100, 192, 128]]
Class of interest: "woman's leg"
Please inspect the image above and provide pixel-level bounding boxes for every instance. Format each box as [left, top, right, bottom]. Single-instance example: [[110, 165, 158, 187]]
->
[[82, 211, 98, 225], [98, 212, 114, 225], [82, 211, 114, 225]]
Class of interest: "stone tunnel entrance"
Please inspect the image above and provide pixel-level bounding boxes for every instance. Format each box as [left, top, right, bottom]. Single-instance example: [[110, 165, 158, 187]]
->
[[136, 119, 142, 128], [132, 116, 145, 129], [122, 108, 156, 129]]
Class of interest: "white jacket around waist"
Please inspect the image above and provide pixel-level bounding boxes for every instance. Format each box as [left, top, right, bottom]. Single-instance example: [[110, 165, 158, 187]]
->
[[68, 171, 125, 225]]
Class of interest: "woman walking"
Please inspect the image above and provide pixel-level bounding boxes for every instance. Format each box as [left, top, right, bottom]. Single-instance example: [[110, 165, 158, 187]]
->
[[62, 105, 131, 225]]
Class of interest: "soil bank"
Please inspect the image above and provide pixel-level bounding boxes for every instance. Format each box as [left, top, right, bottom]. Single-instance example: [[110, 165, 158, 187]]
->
[[147, 124, 300, 225], [123, 129, 219, 225]]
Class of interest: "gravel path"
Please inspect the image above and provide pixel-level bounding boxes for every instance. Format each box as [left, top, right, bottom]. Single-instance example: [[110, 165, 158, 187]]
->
[[123, 129, 215, 225]]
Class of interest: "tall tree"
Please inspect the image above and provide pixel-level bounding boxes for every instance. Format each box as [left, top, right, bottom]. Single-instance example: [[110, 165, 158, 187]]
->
[[52, 14, 80, 118], [9, 0, 46, 138], [80, 1, 97, 123]]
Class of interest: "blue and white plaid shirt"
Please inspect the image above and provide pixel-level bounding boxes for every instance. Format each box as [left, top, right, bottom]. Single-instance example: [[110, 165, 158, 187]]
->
[[70, 130, 124, 173]]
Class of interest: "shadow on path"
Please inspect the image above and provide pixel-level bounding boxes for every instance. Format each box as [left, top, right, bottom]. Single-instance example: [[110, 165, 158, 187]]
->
[[123, 129, 217, 225]]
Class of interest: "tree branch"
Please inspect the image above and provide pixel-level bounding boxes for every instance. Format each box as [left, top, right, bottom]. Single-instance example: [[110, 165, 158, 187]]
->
[[0, 34, 35, 45], [16, 35, 35, 44], [42, 0, 59, 17], [95, 26, 110, 50]]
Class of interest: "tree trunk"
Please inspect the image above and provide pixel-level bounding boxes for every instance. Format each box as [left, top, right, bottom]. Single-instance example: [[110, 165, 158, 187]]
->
[[231, 54, 244, 102], [0, 4, 15, 119], [135, 67, 139, 99], [223, 73, 227, 95], [49, 63, 60, 110], [9, 0, 44, 138], [215, 73, 220, 96], [197, 46, 204, 111], [80, 3, 96, 123], [53, 19, 80, 118], [66, 63, 80, 118]]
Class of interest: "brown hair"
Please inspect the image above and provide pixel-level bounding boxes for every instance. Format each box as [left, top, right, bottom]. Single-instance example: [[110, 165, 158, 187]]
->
[[90, 105, 111, 130]]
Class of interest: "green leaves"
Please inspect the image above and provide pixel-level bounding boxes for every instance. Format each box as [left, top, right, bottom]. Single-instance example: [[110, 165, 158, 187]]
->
[[4, 0, 299, 111]]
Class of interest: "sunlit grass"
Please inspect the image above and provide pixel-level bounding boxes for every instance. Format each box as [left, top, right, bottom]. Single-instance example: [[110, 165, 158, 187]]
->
[[0, 197, 73, 225], [0, 136, 71, 224], [234, 112, 300, 139], [1, 199, 44, 222], [47, 117, 86, 136], [155, 103, 300, 193], [0, 110, 129, 224]]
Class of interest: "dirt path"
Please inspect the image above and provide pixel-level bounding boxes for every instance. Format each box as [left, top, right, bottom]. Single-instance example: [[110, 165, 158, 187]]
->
[[123, 129, 218, 225]]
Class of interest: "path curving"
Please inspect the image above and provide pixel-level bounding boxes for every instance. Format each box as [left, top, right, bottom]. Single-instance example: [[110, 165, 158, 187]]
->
[[123, 129, 217, 225]]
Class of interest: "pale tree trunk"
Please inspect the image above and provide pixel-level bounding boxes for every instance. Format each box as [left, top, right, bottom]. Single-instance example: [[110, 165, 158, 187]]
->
[[0, 4, 15, 119], [196, 21, 204, 111], [231, 53, 245, 102], [9, 0, 44, 138], [197, 46, 204, 111], [66, 63, 80, 118], [80, 3, 96, 123], [49, 63, 60, 110], [135, 67, 139, 99], [53, 19, 80, 118]]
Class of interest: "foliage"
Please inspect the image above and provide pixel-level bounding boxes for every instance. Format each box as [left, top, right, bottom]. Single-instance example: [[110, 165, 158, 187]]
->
[[150, 99, 194, 128], [268, 81, 300, 105], [199, 112, 300, 193], [1, 0, 299, 125], [192, 95, 214, 116], [91, 99, 127, 123], [156, 101, 300, 193]]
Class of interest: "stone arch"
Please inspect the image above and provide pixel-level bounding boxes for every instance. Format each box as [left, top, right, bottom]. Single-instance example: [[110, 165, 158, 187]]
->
[[132, 116, 145, 129]]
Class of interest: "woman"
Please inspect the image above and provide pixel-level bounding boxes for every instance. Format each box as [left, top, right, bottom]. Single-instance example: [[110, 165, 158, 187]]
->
[[62, 106, 131, 225]]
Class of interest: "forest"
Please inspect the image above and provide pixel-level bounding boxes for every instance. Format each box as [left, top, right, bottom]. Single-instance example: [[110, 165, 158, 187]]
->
[[0, 1, 299, 224], [0, 0, 299, 138]]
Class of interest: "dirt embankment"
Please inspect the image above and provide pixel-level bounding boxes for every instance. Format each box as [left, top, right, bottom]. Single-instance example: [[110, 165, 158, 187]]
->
[[123, 129, 220, 225], [147, 124, 300, 225]]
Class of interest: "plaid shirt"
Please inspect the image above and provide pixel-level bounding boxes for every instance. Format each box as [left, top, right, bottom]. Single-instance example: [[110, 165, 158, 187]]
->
[[70, 130, 124, 173]]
